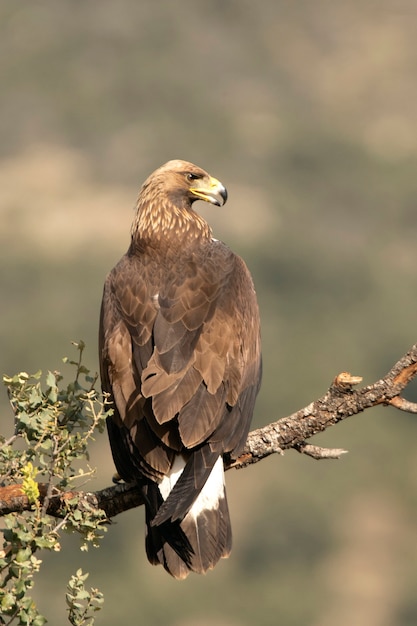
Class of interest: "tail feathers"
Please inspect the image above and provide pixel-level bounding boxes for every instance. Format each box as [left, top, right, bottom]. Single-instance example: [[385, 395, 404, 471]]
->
[[182, 495, 232, 572], [152, 445, 219, 525], [145, 492, 232, 579], [145, 514, 194, 580], [144, 456, 232, 579]]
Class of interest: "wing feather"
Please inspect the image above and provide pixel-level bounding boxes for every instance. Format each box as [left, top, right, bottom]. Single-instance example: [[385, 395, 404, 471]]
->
[[148, 367, 202, 425], [178, 384, 226, 448]]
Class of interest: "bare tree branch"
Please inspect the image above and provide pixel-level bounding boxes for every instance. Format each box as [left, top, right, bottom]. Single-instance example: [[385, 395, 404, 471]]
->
[[1, 342, 417, 520], [227, 342, 417, 469]]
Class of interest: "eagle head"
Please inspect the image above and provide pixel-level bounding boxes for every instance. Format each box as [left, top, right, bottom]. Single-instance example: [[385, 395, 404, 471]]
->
[[133, 160, 228, 242], [150, 160, 228, 209]]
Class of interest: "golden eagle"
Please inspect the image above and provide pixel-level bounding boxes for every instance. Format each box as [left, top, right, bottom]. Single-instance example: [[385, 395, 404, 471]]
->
[[99, 160, 261, 578]]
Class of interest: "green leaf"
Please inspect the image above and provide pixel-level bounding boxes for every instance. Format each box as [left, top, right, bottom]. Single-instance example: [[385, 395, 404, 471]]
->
[[46, 371, 56, 388], [1, 591, 16, 610]]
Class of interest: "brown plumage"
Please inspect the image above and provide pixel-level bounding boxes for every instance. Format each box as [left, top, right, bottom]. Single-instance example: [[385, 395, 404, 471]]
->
[[99, 160, 261, 578]]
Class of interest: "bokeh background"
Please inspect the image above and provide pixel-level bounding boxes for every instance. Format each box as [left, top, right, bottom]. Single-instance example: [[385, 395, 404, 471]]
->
[[2, 1, 417, 624]]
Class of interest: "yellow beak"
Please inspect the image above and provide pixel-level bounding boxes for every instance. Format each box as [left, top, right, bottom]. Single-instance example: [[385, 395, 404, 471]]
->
[[190, 176, 228, 207]]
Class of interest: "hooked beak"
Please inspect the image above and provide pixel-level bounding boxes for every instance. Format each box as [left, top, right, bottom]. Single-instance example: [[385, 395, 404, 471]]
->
[[190, 176, 228, 207]]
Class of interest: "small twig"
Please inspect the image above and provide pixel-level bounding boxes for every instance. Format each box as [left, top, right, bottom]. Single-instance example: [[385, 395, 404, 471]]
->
[[4, 434, 18, 447], [388, 396, 417, 413], [41, 435, 60, 518], [293, 442, 348, 460]]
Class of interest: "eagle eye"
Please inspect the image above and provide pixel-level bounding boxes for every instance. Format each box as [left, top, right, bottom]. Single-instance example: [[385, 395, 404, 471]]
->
[[186, 172, 201, 182]]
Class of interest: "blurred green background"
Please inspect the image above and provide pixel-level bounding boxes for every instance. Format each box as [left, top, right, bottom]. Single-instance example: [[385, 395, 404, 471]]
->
[[1, 1, 417, 624]]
